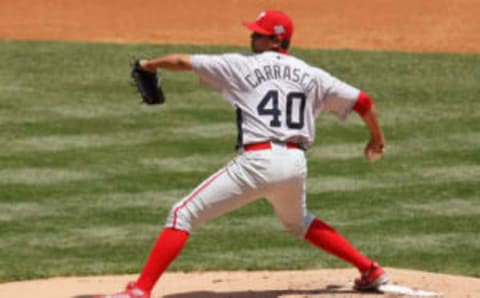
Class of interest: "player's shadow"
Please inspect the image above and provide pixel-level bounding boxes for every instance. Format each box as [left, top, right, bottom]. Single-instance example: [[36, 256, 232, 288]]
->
[[162, 285, 381, 297], [73, 285, 382, 298]]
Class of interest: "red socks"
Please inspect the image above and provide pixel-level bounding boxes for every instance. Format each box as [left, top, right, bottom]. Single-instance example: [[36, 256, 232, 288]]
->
[[135, 219, 371, 293], [305, 218, 372, 272], [136, 228, 189, 292]]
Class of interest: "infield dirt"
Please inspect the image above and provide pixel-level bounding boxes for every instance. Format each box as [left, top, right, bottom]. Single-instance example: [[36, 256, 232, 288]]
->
[[0, 1, 479, 297], [1, 0, 480, 53]]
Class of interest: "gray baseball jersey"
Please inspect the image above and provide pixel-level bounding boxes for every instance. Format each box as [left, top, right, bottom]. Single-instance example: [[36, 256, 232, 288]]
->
[[165, 51, 361, 237], [191, 51, 360, 149]]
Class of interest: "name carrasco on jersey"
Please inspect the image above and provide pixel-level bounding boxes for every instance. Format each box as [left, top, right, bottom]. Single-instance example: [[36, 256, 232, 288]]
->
[[244, 63, 316, 92]]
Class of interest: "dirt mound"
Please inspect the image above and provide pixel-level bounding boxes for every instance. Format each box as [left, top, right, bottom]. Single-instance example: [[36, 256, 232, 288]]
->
[[1, 269, 479, 298]]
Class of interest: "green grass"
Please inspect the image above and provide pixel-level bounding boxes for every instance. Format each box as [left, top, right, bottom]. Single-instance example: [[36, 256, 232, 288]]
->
[[0, 40, 479, 282]]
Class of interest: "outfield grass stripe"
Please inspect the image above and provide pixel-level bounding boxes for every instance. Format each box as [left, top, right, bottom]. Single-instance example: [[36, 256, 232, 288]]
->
[[0, 168, 102, 185], [75, 190, 189, 209], [141, 154, 230, 172], [1, 124, 236, 156], [197, 214, 285, 233], [379, 103, 480, 126], [170, 122, 236, 139], [42, 103, 147, 119], [288, 131, 478, 161], [0, 202, 58, 222], [307, 164, 480, 193], [0, 224, 161, 250], [417, 164, 480, 181], [376, 233, 475, 253], [386, 132, 480, 157], [0, 104, 164, 125], [67, 225, 160, 246], [307, 142, 363, 160], [400, 198, 480, 216], [307, 176, 377, 193], [2, 130, 159, 154], [187, 247, 325, 271]]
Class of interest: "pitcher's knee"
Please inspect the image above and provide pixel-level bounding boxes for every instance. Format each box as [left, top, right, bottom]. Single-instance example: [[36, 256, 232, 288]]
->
[[282, 213, 315, 238], [283, 222, 306, 238], [165, 204, 198, 233]]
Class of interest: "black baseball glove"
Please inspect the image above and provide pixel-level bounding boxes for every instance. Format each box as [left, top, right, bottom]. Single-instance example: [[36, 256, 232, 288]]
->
[[131, 59, 165, 105]]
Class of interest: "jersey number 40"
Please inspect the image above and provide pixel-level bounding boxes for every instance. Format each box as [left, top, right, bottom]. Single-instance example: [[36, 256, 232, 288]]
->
[[257, 90, 306, 129]]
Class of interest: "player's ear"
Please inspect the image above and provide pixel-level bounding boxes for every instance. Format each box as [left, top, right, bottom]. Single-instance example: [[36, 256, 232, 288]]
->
[[280, 39, 290, 51], [271, 36, 282, 51]]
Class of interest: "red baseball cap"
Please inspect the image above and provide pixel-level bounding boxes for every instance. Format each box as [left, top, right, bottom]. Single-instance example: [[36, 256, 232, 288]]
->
[[243, 10, 294, 40]]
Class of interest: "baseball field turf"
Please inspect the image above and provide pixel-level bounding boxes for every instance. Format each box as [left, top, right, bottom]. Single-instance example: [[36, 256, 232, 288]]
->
[[0, 40, 479, 282]]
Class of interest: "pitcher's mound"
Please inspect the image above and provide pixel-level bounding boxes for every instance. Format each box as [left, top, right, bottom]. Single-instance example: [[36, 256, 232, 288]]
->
[[1, 268, 479, 298]]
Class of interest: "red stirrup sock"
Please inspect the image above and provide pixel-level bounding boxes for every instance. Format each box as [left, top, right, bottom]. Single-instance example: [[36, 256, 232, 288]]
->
[[136, 228, 189, 292], [305, 218, 372, 272]]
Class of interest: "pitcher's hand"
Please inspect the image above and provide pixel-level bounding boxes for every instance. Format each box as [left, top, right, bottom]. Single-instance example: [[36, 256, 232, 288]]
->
[[364, 137, 385, 161]]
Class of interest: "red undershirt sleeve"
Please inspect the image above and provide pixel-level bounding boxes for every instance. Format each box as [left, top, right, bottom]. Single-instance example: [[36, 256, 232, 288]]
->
[[353, 91, 373, 116]]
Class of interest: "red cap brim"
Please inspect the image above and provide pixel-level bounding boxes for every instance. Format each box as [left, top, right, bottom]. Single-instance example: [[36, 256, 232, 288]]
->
[[243, 21, 273, 35]]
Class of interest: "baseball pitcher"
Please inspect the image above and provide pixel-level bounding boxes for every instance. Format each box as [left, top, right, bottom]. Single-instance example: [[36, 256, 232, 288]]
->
[[96, 10, 387, 298]]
